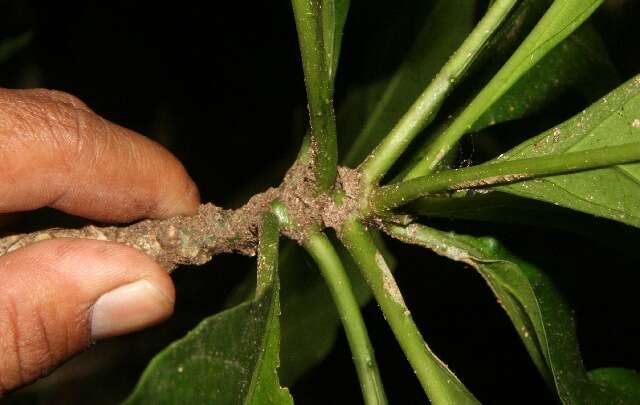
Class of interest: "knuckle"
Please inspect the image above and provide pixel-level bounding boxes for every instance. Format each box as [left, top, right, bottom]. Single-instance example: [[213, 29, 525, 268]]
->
[[36, 95, 101, 174], [48, 99, 93, 155], [28, 88, 91, 112], [0, 87, 99, 168]]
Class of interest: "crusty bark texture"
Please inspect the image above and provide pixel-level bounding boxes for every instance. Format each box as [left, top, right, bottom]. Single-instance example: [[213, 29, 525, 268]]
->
[[0, 164, 363, 271]]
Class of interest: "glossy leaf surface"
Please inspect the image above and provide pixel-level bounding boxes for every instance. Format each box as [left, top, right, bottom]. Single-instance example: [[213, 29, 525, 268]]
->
[[493, 75, 640, 228], [323, 0, 350, 81], [125, 216, 292, 405], [472, 22, 617, 132], [409, 0, 607, 176], [387, 223, 638, 404], [227, 236, 387, 386]]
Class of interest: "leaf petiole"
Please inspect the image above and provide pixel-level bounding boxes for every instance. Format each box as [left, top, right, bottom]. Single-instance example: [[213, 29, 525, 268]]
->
[[372, 142, 640, 212], [408, 0, 606, 179], [304, 231, 388, 405], [340, 217, 479, 405], [358, 0, 518, 185], [291, 0, 339, 191]]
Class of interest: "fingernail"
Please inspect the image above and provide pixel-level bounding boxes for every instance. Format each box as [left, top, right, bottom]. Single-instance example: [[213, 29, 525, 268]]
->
[[91, 279, 174, 340]]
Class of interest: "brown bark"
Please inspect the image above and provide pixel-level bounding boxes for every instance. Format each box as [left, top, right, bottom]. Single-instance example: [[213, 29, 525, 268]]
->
[[0, 165, 363, 271]]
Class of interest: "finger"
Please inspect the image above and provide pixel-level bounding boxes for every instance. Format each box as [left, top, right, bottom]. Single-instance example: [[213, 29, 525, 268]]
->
[[0, 239, 175, 394], [0, 88, 200, 222]]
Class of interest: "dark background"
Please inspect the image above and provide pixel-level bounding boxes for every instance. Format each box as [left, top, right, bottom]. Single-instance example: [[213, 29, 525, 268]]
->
[[1, 0, 639, 404]]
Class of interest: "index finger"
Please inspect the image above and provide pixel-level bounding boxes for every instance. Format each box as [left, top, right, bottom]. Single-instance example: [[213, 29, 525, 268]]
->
[[0, 88, 200, 222]]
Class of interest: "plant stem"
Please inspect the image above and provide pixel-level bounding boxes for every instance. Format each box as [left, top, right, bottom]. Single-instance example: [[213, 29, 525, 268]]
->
[[382, 222, 556, 387], [373, 142, 640, 212], [358, 0, 517, 185], [408, 0, 605, 179], [256, 212, 280, 295], [340, 217, 479, 405], [0, 203, 252, 271], [304, 231, 387, 405], [291, 0, 339, 191]]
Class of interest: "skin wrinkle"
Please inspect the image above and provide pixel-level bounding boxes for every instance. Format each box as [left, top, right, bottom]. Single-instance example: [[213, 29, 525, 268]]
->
[[0, 347, 7, 395], [1, 256, 54, 384], [41, 96, 111, 190], [5, 298, 25, 388], [29, 89, 92, 112], [35, 304, 55, 375], [11, 98, 55, 144], [63, 310, 73, 366], [71, 301, 92, 349], [0, 97, 70, 210], [40, 104, 83, 191], [2, 267, 84, 387], [50, 101, 85, 152], [46, 108, 103, 210], [0, 297, 18, 392], [18, 309, 50, 383]]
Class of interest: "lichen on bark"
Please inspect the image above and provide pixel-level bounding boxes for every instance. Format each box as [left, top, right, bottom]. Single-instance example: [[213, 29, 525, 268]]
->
[[0, 203, 264, 271], [0, 163, 364, 272]]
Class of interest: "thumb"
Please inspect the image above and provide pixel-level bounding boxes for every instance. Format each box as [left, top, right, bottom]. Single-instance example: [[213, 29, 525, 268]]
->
[[0, 239, 175, 394]]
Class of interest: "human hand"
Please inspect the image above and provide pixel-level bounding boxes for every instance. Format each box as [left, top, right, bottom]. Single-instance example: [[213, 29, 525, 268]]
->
[[0, 88, 200, 394]]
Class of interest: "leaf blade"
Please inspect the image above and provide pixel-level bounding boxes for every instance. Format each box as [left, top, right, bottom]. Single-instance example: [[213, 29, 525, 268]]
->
[[322, 0, 350, 81], [124, 215, 292, 405], [471, 21, 618, 132], [386, 223, 638, 404], [493, 75, 640, 228], [589, 368, 640, 399], [414, 0, 607, 175]]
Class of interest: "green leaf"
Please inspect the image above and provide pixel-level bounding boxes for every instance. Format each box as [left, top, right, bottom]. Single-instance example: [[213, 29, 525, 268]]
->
[[400, 1, 618, 180], [471, 22, 618, 132], [339, 0, 477, 167], [457, 0, 618, 132], [224, 241, 349, 385], [125, 214, 292, 405], [589, 368, 640, 399], [467, 0, 606, 128], [474, 0, 550, 71], [386, 223, 638, 404], [278, 232, 392, 385], [303, 232, 387, 404], [406, 191, 640, 255], [322, 0, 350, 81], [228, 234, 387, 387], [275, 243, 342, 384], [342, 219, 480, 404], [492, 75, 640, 228], [0, 32, 32, 65], [413, 0, 606, 176]]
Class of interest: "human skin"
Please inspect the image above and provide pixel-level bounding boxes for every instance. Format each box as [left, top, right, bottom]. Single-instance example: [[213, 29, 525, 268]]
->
[[0, 88, 200, 394]]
